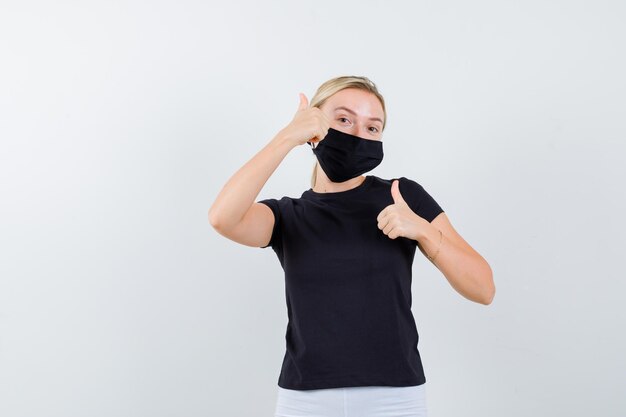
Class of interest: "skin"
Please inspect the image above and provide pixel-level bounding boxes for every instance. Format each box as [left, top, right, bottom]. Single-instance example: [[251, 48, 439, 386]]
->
[[311, 88, 384, 193], [209, 87, 495, 305]]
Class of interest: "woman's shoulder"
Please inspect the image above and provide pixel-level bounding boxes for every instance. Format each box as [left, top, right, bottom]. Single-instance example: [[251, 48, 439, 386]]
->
[[371, 174, 425, 189], [373, 174, 442, 213]]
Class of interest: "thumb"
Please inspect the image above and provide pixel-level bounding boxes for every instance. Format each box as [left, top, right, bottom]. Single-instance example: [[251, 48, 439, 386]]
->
[[391, 180, 407, 205], [297, 93, 309, 111]]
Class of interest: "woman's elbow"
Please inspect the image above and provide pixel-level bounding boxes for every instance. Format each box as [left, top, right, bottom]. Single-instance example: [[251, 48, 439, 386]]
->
[[208, 207, 230, 232], [480, 266, 495, 305], [481, 285, 495, 305]]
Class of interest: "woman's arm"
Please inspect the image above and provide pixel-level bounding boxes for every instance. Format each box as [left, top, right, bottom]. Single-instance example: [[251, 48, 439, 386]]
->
[[209, 93, 329, 247], [208, 134, 296, 247], [418, 212, 495, 305], [377, 179, 495, 305]]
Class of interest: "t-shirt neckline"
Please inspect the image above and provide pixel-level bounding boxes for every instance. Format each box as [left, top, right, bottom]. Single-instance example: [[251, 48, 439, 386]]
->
[[303, 175, 375, 199]]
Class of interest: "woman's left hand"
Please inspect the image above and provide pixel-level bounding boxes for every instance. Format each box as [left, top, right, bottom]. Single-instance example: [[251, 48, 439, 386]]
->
[[377, 180, 425, 241]]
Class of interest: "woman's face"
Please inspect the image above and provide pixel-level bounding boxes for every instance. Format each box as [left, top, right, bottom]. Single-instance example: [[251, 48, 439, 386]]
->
[[319, 88, 385, 141]]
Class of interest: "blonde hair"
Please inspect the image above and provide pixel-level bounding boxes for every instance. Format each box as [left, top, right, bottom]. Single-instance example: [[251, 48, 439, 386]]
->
[[309, 75, 387, 188]]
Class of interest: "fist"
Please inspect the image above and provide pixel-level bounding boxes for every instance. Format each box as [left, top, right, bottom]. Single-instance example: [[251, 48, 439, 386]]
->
[[281, 92, 330, 146], [377, 180, 424, 240]]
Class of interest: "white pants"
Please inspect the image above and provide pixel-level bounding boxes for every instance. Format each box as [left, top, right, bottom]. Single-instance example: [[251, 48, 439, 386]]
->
[[274, 384, 428, 417]]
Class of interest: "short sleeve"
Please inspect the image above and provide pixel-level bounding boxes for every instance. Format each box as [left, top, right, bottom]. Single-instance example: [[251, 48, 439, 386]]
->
[[257, 198, 281, 249], [398, 176, 444, 223]]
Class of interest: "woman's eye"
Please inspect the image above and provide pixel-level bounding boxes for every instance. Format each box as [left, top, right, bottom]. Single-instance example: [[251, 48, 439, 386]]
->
[[369, 126, 379, 133], [338, 117, 349, 123]]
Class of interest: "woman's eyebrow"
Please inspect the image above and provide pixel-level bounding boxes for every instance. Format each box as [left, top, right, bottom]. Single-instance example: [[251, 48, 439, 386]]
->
[[334, 106, 383, 124]]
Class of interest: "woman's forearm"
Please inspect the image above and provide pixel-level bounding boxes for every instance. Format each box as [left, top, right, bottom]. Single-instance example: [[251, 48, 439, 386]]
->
[[208, 130, 296, 231], [417, 221, 495, 305]]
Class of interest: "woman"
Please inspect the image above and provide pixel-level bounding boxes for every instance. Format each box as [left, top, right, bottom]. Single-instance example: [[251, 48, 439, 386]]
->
[[209, 75, 495, 417]]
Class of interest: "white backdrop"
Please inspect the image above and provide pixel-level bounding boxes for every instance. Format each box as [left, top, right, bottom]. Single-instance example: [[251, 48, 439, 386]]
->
[[1, 1, 625, 416]]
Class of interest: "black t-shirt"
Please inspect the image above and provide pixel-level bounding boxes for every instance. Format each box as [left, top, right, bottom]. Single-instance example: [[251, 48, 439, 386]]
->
[[257, 174, 444, 390]]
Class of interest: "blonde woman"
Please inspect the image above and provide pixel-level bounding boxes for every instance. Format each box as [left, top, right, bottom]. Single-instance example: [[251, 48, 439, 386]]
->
[[209, 75, 495, 417]]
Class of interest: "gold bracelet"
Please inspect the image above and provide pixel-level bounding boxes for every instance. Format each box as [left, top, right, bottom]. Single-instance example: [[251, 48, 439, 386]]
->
[[427, 229, 443, 263]]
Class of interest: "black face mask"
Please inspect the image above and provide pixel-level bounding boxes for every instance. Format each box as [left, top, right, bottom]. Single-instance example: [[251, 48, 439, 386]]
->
[[307, 128, 384, 183]]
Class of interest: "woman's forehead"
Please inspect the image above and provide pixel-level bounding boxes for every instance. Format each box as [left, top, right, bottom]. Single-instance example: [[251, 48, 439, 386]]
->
[[324, 89, 384, 119]]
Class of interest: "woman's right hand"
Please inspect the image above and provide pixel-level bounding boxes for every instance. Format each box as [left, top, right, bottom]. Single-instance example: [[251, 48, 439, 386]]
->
[[278, 93, 331, 147]]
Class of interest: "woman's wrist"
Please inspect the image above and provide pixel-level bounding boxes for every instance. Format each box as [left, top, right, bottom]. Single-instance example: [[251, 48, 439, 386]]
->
[[412, 215, 431, 242], [416, 220, 444, 262], [271, 129, 298, 151]]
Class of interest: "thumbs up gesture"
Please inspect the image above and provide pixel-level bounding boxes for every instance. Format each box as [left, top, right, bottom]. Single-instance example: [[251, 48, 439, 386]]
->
[[278, 92, 330, 147], [377, 180, 425, 241]]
